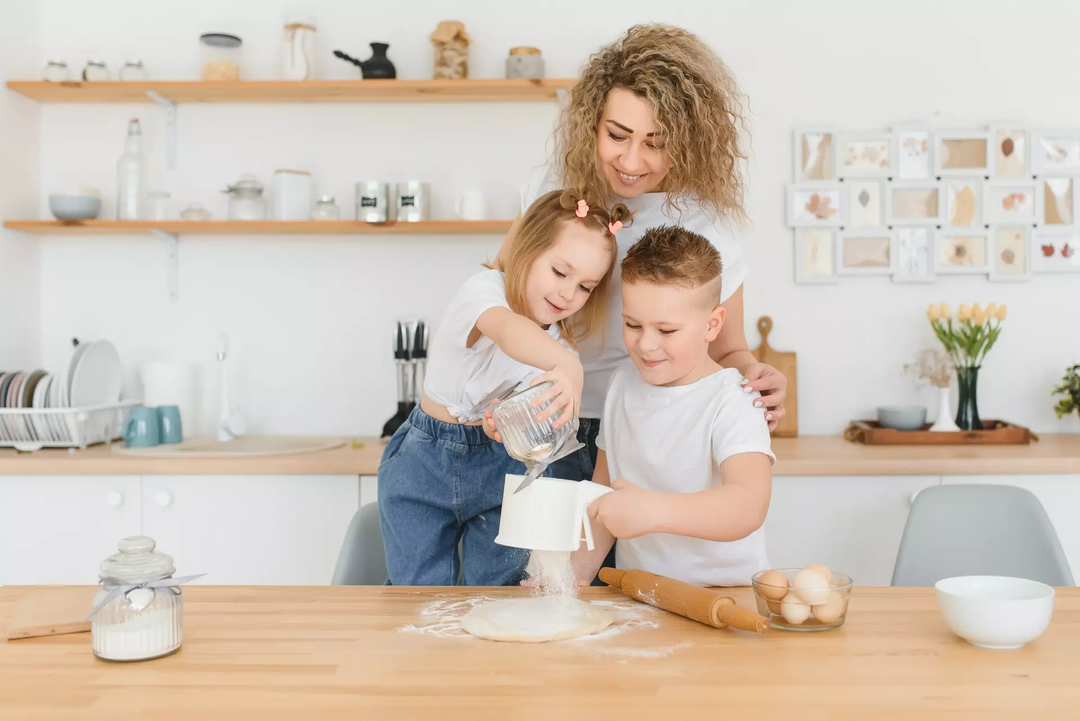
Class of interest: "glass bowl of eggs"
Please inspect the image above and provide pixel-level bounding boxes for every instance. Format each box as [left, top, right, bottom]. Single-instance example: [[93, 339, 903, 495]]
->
[[751, 564, 852, 631]]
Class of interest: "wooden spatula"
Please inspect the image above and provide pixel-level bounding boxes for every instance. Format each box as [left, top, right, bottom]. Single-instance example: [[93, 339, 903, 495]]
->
[[750, 315, 798, 437], [6, 586, 97, 640]]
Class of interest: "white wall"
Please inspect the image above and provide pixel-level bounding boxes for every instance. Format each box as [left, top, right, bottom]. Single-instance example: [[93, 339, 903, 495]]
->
[[0, 2, 41, 371], [27, 0, 1080, 436]]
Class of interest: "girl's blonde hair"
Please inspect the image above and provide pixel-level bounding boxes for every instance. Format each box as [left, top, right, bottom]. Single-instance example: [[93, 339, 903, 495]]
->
[[555, 24, 748, 222], [492, 189, 629, 347]]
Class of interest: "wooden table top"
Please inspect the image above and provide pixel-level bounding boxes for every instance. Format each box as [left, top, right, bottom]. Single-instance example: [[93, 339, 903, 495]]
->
[[1, 433, 1078, 476], [2, 585, 1078, 720]]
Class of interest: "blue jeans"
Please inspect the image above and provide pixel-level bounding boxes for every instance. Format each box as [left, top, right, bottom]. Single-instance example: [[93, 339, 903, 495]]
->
[[377, 407, 529, 586], [548, 418, 617, 586]]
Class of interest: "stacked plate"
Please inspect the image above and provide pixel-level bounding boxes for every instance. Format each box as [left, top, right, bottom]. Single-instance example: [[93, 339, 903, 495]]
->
[[0, 339, 123, 445]]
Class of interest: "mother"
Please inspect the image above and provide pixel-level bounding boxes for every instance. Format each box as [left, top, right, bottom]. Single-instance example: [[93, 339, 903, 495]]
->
[[497, 23, 788, 490]]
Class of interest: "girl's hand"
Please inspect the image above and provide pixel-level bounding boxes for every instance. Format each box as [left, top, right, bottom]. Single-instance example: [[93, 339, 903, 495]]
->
[[531, 357, 584, 429], [741, 362, 788, 432], [482, 409, 503, 443], [587, 477, 660, 540]]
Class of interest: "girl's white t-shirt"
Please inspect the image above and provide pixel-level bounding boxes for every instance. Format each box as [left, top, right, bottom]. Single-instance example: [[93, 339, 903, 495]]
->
[[520, 165, 749, 418], [423, 268, 573, 423], [596, 364, 775, 587]]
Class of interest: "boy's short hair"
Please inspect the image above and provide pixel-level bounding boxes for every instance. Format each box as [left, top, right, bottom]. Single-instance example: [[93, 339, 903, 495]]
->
[[621, 225, 723, 307]]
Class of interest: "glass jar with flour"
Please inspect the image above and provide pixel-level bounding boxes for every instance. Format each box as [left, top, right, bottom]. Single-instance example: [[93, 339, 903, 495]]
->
[[89, 536, 202, 662]]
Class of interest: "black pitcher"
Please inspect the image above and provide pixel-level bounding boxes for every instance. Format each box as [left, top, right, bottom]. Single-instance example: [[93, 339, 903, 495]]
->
[[333, 42, 396, 79]]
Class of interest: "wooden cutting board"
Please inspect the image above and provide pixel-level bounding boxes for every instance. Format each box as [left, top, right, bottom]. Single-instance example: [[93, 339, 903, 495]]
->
[[751, 316, 798, 437], [6, 586, 96, 640]]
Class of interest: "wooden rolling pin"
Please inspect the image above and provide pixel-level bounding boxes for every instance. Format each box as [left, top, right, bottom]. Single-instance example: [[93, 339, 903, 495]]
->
[[600, 567, 769, 634]]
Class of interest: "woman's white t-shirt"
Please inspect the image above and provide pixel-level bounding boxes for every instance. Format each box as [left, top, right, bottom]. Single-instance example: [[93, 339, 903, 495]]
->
[[519, 165, 748, 418], [423, 268, 573, 423]]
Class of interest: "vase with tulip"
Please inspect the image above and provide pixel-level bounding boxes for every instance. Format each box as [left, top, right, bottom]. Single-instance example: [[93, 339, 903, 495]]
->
[[925, 301, 1008, 430]]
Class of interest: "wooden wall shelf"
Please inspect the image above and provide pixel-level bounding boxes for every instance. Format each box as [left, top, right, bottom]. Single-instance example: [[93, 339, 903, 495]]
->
[[3, 220, 512, 236], [6, 79, 574, 104]]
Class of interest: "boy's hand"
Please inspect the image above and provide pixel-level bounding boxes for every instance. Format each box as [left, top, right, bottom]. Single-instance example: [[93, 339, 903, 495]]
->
[[587, 477, 661, 539], [531, 356, 584, 429]]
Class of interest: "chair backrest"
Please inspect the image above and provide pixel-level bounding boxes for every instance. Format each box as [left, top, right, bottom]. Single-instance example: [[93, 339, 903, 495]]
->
[[331, 502, 389, 586], [892, 484, 1074, 587]]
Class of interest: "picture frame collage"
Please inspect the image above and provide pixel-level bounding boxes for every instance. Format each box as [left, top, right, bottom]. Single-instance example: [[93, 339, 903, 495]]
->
[[788, 126, 1080, 284]]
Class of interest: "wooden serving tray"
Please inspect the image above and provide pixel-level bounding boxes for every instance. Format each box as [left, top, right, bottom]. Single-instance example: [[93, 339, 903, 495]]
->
[[843, 420, 1034, 445]]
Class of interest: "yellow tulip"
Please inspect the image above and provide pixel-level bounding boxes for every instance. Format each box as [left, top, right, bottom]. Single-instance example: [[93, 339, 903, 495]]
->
[[940, 303, 952, 319], [926, 303, 940, 322], [996, 304, 1008, 321], [973, 312, 986, 327], [959, 304, 971, 322], [985, 302, 998, 317], [972, 303, 983, 317]]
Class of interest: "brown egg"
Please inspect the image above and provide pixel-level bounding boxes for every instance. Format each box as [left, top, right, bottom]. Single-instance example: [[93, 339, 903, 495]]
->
[[766, 598, 783, 615], [803, 563, 833, 585], [811, 591, 847, 624], [757, 569, 789, 600]]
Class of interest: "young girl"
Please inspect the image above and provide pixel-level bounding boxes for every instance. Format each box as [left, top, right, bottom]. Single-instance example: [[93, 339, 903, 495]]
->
[[378, 190, 630, 586]]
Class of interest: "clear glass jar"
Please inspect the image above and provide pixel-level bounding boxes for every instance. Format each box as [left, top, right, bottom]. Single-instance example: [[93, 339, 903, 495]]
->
[[145, 191, 170, 220], [43, 59, 69, 82], [224, 174, 266, 220], [311, 195, 340, 221], [120, 60, 147, 81], [180, 202, 211, 220], [82, 59, 109, 81], [200, 33, 242, 81], [91, 536, 184, 662]]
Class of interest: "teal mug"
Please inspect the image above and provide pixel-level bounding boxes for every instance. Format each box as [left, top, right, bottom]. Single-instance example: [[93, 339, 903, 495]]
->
[[156, 405, 183, 444], [122, 407, 160, 448]]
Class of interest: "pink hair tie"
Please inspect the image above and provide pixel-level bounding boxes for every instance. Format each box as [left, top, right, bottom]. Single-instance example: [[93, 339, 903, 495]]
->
[[608, 220, 623, 235], [575, 199, 589, 218]]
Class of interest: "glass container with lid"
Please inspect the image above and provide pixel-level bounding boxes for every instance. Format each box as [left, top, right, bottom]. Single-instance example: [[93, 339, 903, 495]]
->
[[200, 33, 242, 81], [311, 195, 340, 220], [43, 59, 69, 82], [91, 536, 185, 662], [223, 173, 266, 220]]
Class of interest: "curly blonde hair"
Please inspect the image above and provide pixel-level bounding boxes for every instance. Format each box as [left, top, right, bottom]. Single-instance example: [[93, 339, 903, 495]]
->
[[490, 190, 630, 348], [555, 24, 748, 222]]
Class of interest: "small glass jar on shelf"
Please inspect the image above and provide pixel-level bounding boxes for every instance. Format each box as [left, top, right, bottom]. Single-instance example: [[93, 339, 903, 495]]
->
[[311, 196, 341, 221], [43, 59, 70, 82], [82, 59, 109, 81], [145, 191, 171, 220], [200, 33, 242, 81], [119, 60, 147, 81], [223, 174, 266, 220]]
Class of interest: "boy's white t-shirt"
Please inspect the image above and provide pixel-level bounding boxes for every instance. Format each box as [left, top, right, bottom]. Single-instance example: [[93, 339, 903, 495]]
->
[[520, 165, 749, 418], [596, 363, 775, 587], [423, 268, 573, 423]]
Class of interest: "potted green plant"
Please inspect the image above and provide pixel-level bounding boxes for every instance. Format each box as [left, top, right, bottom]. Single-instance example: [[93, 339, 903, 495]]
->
[[1052, 365, 1080, 421]]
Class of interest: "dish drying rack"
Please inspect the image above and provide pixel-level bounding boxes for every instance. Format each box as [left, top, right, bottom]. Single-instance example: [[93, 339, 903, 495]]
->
[[0, 400, 142, 450]]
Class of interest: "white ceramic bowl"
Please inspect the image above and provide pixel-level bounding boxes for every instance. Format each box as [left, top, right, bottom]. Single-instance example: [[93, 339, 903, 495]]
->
[[49, 190, 102, 221], [935, 575, 1055, 649]]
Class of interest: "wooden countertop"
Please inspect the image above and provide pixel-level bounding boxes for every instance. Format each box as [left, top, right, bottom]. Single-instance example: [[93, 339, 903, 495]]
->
[[1, 585, 1077, 719], [1, 433, 1077, 477]]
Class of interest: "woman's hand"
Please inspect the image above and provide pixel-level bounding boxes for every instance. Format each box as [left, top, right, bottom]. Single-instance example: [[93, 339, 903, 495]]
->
[[531, 356, 584, 429], [741, 362, 788, 432]]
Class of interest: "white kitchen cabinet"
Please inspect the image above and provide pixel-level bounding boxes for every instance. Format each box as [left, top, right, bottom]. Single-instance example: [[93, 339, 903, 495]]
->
[[141, 475, 359, 586], [0, 475, 141, 585], [763, 475, 940, 586], [940, 475, 1080, 584]]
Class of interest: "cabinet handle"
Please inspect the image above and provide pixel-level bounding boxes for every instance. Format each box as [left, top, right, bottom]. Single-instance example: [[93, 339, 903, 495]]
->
[[155, 491, 173, 508], [105, 491, 124, 508]]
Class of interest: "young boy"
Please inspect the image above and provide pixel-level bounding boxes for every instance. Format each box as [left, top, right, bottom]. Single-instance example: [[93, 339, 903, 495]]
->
[[573, 225, 775, 587]]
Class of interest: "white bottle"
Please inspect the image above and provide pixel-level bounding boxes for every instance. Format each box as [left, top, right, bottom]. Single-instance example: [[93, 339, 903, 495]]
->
[[116, 119, 147, 220]]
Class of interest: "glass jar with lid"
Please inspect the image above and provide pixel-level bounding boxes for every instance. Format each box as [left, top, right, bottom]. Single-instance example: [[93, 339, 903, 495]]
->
[[223, 174, 266, 220], [311, 195, 341, 221], [120, 60, 147, 81], [91, 536, 185, 662], [43, 59, 70, 82], [82, 59, 109, 81], [200, 33, 242, 81]]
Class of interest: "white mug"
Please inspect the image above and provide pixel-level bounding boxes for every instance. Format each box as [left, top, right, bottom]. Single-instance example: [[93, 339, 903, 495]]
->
[[494, 475, 613, 553], [455, 190, 486, 220]]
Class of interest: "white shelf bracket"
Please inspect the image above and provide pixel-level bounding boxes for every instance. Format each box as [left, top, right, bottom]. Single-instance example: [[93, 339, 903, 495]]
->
[[150, 229, 179, 302], [146, 91, 177, 170]]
